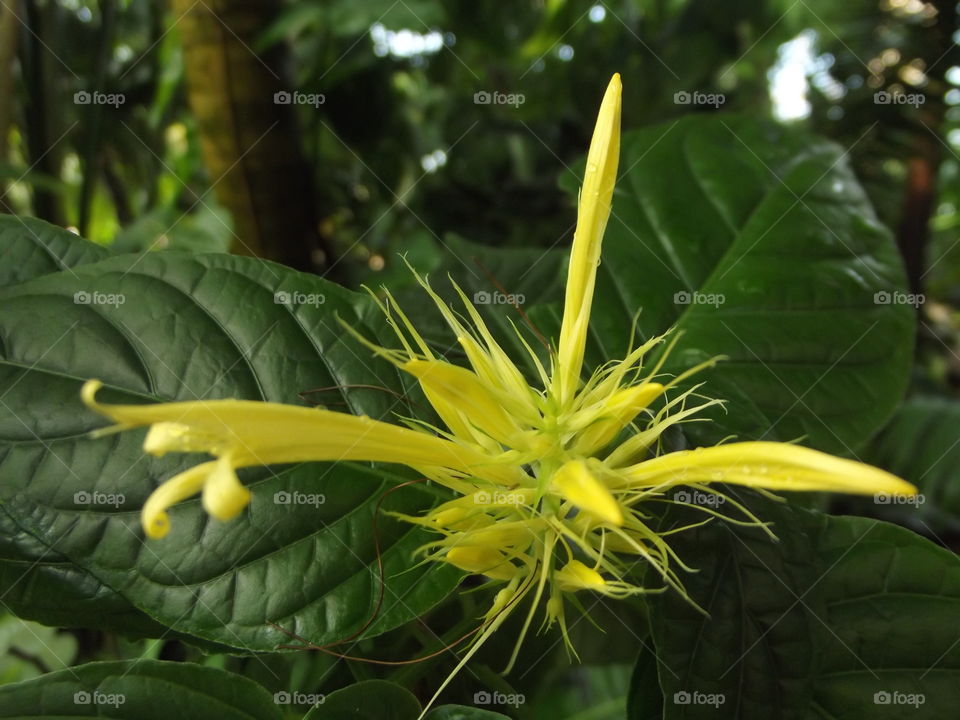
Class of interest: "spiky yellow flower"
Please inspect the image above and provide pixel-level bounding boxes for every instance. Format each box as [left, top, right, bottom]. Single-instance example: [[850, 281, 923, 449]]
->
[[82, 75, 915, 696]]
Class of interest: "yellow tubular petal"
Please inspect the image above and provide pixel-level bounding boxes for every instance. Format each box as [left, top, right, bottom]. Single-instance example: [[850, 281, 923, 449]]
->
[[552, 460, 624, 526], [554, 74, 622, 405], [201, 455, 251, 521], [141, 462, 213, 538], [623, 441, 918, 497], [403, 359, 524, 446], [82, 380, 522, 486]]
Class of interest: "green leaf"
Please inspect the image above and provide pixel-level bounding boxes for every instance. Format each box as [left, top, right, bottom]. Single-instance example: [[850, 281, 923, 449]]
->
[[860, 395, 960, 533], [425, 706, 511, 720], [0, 250, 459, 650], [0, 659, 283, 719], [634, 497, 960, 718], [305, 679, 420, 720], [0, 214, 109, 288], [555, 115, 913, 453]]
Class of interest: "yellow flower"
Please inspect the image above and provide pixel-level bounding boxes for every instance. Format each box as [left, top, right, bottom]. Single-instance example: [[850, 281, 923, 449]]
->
[[82, 74, 916, 703]]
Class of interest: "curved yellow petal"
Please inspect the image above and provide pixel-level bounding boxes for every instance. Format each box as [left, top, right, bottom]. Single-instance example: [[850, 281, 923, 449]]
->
[[623, 441, 917, 497], [552, 460, 623, 526], [554, 74, 622, 405], [571, 382, 664, 454], [141, 462, 212, 539]]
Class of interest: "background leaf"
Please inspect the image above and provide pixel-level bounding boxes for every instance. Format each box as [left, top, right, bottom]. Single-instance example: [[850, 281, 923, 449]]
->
[[632, 496, 960, 718], [305, 679, 420, 719], [0, 659, 283, 719], [0, 215, 109, 288]]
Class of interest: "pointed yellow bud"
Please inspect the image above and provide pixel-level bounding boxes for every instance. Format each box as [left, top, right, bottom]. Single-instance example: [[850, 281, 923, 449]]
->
[[445, 546, 517, 580], [555, 560, 606, 592], [573, 382, 664, 453], [555, 74, 622, 404], [552, 460, 623, 526]]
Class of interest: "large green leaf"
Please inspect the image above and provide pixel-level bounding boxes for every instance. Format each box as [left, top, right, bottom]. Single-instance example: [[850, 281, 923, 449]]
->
[[0, 659, 283, 719], [552, 115, 913, 453], [0, 250, 459, 650], [0, 215, 109, 288], [305, 680, 420, 719], [860, 395, 960, 534], [632, 496, 960, 718]]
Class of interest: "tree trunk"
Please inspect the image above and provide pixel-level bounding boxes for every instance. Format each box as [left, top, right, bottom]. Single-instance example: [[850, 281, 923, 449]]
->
[[171, 0, 322, 271]]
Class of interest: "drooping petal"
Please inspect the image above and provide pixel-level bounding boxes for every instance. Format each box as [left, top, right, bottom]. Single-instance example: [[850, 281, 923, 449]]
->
[[201, 454, 251, 522], [622, 441, 917, 497], [141, 462, 211, 538], [554, 74, 622, 405], [552, 459, 624, 526]]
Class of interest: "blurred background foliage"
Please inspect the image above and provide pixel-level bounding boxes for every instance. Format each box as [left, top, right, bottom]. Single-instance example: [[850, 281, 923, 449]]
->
[[3, 0, 960, 710]]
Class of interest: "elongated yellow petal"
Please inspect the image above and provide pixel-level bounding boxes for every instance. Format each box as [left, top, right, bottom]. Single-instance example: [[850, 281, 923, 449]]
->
[[83, 380, 521, 486], [445, 546, 518, 580], [552, 460, 623, 526], [622, 441, 917, 497], [554, 74, 621, 404]]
